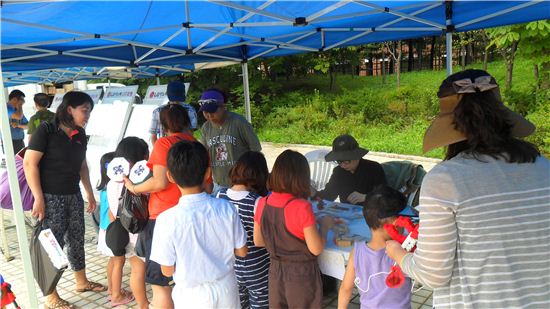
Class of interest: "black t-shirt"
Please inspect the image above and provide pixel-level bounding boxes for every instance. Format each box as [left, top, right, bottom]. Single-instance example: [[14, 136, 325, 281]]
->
[[28, 122, 87, 195], [317, 158, 387, 204]]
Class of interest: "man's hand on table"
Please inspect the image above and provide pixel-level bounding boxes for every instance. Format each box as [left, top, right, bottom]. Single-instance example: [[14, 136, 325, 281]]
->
[[347, 191, 366, 204]]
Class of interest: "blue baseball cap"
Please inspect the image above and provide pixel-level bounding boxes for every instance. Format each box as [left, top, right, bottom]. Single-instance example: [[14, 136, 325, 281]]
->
[[198, 89, 225, 113], [167, 81, 186, 102]]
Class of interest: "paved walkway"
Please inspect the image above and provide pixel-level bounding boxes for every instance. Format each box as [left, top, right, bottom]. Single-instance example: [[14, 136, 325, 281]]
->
[[0, 142, 437, 309]]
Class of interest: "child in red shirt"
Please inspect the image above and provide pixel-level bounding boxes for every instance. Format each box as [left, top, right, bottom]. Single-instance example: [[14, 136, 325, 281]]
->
[[253, 150, 333, 308]]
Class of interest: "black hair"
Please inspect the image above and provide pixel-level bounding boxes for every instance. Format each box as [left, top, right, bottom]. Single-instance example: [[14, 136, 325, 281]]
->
[[114, 137, 149, 165], [33, 93, 50, 108], [97, 152, 115, 191], [55, 91, 94, 129], [441, 70, 539, 163], [363, 185, 406, 230], [159, 104, 191, 134], [230, 151, 269, 196], [9, 90, 25, 101], [167, 141, 209, 188]]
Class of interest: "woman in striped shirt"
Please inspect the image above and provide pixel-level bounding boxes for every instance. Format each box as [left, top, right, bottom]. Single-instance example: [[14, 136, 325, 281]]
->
[[217, 151, 270, 309], [386, 69, 550, 308]]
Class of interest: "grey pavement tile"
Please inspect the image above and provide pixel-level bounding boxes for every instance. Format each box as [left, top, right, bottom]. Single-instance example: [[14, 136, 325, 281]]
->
[[412, 294, 429, 304], [412, 301, 424, 309]]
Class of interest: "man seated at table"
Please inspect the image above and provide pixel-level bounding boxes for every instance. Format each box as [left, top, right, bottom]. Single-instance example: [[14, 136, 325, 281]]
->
[[312, 134, 386, 205]]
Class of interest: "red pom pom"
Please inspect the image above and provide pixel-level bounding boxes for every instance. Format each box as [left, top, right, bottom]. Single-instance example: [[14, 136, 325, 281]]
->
[[386, 265, 405, 288]]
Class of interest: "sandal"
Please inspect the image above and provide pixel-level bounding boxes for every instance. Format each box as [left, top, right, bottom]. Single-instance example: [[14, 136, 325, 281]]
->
[[75, 281, 107, 293], [44, 298, 75, 309], [111, 290, 135, 307]]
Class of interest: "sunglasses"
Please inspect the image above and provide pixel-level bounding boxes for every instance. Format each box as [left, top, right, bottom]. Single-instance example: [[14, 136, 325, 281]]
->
[[336, 160, 351, 165]]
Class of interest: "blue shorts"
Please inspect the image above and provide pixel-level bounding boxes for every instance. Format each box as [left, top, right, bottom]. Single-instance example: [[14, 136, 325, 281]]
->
[[136, 219, 173, 286]]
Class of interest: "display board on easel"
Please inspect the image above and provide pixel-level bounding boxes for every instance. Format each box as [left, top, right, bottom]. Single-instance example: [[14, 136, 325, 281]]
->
[[85, 86, 137, 196], [101, 85, 138, 104], [49, 93, 64, 112], [82, 89, 102, 105]]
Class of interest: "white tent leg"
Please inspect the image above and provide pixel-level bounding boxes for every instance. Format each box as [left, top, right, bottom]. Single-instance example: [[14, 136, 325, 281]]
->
[[241, 62, 252, 123], [446, 31, 452, 76], [156, 76, 160, 85], [0, 70, 39, 308]]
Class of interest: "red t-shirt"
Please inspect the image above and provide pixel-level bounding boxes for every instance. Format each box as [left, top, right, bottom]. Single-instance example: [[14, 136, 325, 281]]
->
[[254, 192, 316, 240], [147, 132, 212, 219]]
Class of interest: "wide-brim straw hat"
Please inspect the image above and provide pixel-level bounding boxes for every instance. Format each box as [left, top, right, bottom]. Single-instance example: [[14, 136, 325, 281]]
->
[[325, 134, 369, 161], [422, 71, 535, 153]]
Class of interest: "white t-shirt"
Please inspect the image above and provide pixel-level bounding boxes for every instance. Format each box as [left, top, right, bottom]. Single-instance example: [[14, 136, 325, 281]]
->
[[150, 192, 247, 288]]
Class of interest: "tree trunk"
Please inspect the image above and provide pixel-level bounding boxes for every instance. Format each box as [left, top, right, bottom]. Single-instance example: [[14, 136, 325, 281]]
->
[[469, 42, 474, 64], [418, 39, 424, 70], [504, 41, 518, 90], [541, 62, 550, 90], [407, 40, 414, 72], [460, 45, 466, 71], [329, 65, 335, 91], [430, 36, 436, 70], [483, 48, 489, 71], [396, 41, 402, 88], [368, 54, 373, 76]]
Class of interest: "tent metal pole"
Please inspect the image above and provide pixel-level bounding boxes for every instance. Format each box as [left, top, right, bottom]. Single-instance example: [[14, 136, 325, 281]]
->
[[455, 0, 542, 29], [324, 2, 439, 51], [445, 0, 453, 76], [193, 0, 275, 54], [241, 62, 252, 123], [352, 0, 445, 29], [0, 69, 39, 308], [314, 2, 434, 23], [446, 32, 452, 76]]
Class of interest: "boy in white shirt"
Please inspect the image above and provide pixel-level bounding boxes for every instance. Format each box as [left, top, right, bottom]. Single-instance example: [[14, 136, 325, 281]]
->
[[150, 140, 248, 308]]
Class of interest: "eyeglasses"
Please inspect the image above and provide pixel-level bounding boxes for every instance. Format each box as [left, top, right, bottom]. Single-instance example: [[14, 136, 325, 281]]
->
[[336, 160, 351, 165]]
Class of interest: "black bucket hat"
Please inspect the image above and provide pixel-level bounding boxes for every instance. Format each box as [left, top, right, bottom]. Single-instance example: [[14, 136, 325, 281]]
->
[[325, 134, 369, 162]]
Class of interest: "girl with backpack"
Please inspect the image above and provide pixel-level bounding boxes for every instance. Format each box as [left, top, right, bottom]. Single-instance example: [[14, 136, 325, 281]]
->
[[104, 136, 149, 308]]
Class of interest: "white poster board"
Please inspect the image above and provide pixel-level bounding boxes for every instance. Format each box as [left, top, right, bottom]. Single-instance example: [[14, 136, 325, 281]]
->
[[49, 93, 64, 112], [143, 85, 167, 106], [123, 104, 158, 151], [83, 89, 103, 105], [101, 85, 138, 105]]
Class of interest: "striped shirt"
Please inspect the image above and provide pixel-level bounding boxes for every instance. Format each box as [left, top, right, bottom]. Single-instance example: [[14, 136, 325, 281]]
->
[[218, 189, 270, 288], [401, 153, 550, 309]]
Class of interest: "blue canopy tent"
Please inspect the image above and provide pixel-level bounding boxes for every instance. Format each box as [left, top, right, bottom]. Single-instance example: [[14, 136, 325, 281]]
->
[[1, 1, 549, 306]]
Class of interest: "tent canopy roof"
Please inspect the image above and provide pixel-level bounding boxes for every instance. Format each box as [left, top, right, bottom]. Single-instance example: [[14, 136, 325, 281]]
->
[[2, 1, 549, 76]]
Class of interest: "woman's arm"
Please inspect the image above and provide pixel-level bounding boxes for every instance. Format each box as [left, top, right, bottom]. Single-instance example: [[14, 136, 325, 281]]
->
[[124, 164, 169, 194], [23, 149, 45, 220], [386, 198, 457, 288], [253, 222, 265, 247], [80, 160, 96, 213], [338, 248, 356, 309]]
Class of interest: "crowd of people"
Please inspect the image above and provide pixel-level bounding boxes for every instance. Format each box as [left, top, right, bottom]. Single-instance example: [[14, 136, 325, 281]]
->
[[1, 69, 548, 309]]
